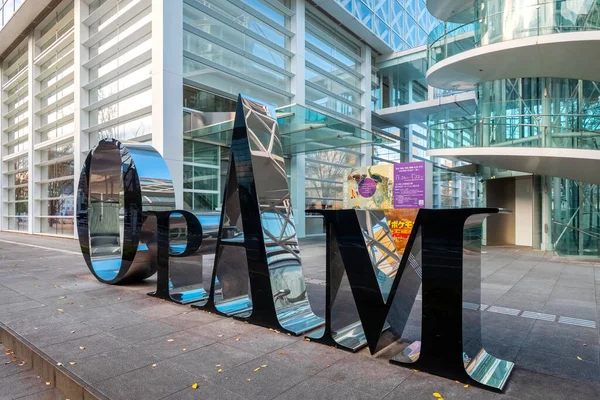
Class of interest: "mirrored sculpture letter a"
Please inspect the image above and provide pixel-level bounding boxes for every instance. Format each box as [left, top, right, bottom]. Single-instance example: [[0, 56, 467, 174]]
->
[[194, 94, 324, 335]]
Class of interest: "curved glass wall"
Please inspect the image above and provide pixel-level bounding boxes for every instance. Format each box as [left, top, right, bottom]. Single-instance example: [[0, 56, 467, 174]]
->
[[552, 177, 600, 257], [428, 0, 600, 68], [429, 77, 600, 151]]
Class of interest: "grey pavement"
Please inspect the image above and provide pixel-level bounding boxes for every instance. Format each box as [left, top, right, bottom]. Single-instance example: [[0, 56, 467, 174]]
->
[[0, 232, 598, 399]]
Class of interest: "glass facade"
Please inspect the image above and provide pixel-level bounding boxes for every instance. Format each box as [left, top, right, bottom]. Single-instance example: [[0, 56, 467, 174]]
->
[[337, 0, 439, 51], [183, 0, 293, 107], [305, 12, 363, 122], [429, 0, 600, 69], [86, 0, 153, 144], [426, 0, 600, 255], [2, 39, 28, 232], [430, 77, 600, 151], [34, 0, 75, 236], [0, 0, 25, 29], [0, 0, 473, 238]]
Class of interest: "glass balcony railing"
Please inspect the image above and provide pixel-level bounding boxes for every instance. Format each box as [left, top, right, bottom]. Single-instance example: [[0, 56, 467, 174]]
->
[[428, 0, 600, 69], [0, 0, 25, 30], [428, 7, 476, 69], [428, 104, 600, 151]]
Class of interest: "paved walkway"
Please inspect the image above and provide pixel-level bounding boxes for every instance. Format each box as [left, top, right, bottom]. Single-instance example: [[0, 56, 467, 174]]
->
[[0, 232, 598, 399]]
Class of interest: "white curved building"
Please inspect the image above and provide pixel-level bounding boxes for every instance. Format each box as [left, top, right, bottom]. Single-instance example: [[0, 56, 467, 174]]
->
[[426, 0, 600, 255]]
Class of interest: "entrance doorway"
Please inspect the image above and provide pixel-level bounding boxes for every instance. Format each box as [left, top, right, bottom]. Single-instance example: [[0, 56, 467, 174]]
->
[[486, 176, 533, 247]]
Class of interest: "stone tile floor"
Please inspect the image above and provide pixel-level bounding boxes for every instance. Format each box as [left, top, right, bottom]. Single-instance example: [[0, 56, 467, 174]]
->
[[0, 232, 598, 399]]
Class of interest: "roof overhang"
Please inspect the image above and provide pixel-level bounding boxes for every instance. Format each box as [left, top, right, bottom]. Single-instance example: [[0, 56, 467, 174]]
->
[[0, 0, 56, 59], [426, 0, 475, 22], [427, 31, 600, 91], [184, 103, 392, 155], [375, 91, 476, 127], [312, 0, 394, 54], [427, 147, 600, 185]]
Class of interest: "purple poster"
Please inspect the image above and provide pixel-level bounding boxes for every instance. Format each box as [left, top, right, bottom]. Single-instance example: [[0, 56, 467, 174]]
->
[[393, 162, 426, 208]]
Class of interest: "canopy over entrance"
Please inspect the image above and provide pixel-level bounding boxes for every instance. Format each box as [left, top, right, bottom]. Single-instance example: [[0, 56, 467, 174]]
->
[[184, 103, 392, 155]]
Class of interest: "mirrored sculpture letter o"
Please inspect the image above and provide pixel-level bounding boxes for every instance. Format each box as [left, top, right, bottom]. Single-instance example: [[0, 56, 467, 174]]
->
[[77, 139, 176, 284]]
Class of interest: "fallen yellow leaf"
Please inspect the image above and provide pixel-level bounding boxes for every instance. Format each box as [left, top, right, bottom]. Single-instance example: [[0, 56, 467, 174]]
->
[[236, 338, 240, 341], [79, 346, 85, 350], [57, 309, 64, 312], [218, 368, 223, 373], [464, 385, 469, 388], [46, 382, 51, 386], [69, 362, 76, 366], [57, 363, 63, 366], [433, 393, 443, 399], [305, 338, 310, 342], [261, 364, 267, 368], [192, 383, 198, 390], [279, 351, 285, 355], [254, 367, 261, 372], [577, 356, 583, 361], [152, 364, 157, 368], [247, 378, 251, 382]]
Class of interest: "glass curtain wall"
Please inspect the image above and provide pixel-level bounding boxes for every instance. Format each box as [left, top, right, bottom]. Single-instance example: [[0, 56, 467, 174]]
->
[[552, 178, 600, 257], [2, 40, 28, 231], [34, 0, 75, 236], [336, 0, 439, 51], [183, 88, 236, 213], [85, 0, 153, 144], [305, 149, 360, 211], [305, 12, 363, 123], [433, 167, 479, 209], [182, 0, 293, 107], [183, 139, 221, 212], [372, 126, 408, 164], [303, 13, 364, 214], [0, 0, 25, 29]]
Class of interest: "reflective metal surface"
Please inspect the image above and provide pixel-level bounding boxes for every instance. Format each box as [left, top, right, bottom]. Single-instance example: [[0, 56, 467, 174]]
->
[[390, 208, 513, 391], [306, 207, 512, 389], [193, 95, 324, 335], [76, 139, 175, 284], [167, 212, 220, 305], [146, 210, 205, 304], [461, 214, 514, 389], [307, 209, 421, 353]]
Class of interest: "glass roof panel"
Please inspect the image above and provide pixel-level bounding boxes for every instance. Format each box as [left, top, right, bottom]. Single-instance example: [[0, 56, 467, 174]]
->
[[184, 103, 392, 155]]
